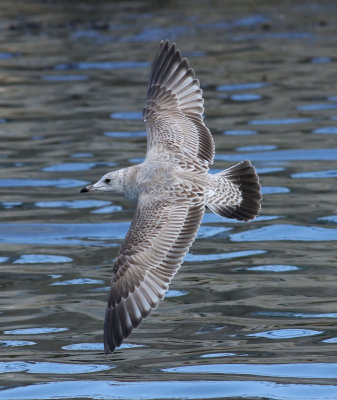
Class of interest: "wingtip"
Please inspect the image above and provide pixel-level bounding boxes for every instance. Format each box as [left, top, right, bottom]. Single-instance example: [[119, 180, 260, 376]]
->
[[160, 39, 177, 54], [161, 39, 175, 45], [104, 343, 114, 355]]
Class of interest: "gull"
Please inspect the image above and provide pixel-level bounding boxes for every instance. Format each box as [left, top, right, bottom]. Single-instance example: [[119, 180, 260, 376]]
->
[[80, 41, 262, 354]]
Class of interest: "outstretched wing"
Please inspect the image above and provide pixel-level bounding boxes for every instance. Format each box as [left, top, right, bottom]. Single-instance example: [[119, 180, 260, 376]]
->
[[143, 40, 215, 173], [104, 194, 205, 353]]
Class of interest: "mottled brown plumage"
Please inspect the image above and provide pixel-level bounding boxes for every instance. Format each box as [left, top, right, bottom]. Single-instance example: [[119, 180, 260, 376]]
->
[[80, 41, 262, 354]]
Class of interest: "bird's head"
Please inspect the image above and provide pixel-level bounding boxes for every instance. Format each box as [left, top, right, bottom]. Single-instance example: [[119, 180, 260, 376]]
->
[[80, 172, 115, 193]]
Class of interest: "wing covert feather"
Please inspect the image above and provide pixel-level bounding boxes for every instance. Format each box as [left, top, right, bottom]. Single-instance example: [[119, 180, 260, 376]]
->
[[104, 195, 204, 353], [143, 41, 215, 172]]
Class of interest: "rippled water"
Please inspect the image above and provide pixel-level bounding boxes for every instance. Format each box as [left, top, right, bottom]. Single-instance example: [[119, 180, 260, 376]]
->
[[1, 1, 337, 399]]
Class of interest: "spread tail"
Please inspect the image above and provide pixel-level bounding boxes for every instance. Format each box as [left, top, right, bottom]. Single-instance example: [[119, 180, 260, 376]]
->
[[206, 160, 262, 221]]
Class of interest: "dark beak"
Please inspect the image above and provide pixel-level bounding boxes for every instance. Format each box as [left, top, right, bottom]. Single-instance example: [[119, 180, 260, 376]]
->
[[80, 187, 89, 193]]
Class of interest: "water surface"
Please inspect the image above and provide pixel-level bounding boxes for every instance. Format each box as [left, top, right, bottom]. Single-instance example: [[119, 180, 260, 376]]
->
[[0, 1, 337, 399]]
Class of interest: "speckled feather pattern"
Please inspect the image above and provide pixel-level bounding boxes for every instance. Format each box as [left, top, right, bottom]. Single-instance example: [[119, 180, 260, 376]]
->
[[81, 41, 262, 353]]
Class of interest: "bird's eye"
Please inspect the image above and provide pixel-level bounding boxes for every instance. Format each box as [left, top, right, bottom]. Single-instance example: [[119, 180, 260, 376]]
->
[[105, 178, 111, 184]]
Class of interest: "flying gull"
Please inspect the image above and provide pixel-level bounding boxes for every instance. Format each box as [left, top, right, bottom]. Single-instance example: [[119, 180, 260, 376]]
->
[[80, 41, 262, 354]]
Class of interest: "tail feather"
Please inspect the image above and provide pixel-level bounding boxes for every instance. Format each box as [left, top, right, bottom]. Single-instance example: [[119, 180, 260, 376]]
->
[[207, 160, 262, 222]]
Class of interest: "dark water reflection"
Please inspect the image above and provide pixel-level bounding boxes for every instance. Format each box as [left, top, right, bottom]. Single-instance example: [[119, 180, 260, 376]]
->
[[1, 1, 337, 399]]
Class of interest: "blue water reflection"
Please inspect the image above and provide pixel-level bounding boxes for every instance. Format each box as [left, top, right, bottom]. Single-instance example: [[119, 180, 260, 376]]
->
[[311, 57, 331, 63], [42, 75, 88, 81], [216, 149, 337, 162], [323, 338, 337, 343], [55, 61, 149, 70], [230, 224, 337, 241], [104, 131, 147, 138], [0, 380, 336, 400], [236, 145, 277, 151], [185, 250, 265, 263], [35, 200, 111, 209], [91, 205, 122, 214], [71, 153, 93, 158], [217, 82, 270, 91], [110, 112, 142, 120], [62, 343, 142, 351], [247, 328, 322, 339], [0, 361, 112, 374], [0, 179, 89, 188], [297, 103, 337, 111], [163, 362, 336, 379], [202, 213, 280, 223], [200, 352, 237, 358], [165, 290, 188, 298], [0, 222, 233, 245], [4, 328, 68, 335], [0, 52, 19, 59], [254, 311, 337, 319], [0, 340, 36, 348], [313, 126, 337, 134], [123, 26, 188, 42], [43, 162, 116, 172], [292, 170, 337, 178], [2, 202, 22, 209], [0, 223, 128, 246], [230, 93, 262, 101], [223, 129, 257, 135], [248, 118, 312, 125], [256, 167, 286, 174], [318, 215, 337, 223], [244, 265, 299, 272], [50, 278, 104, 286], [261, 186, 289, 194], [14, 255, 72, 264]]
